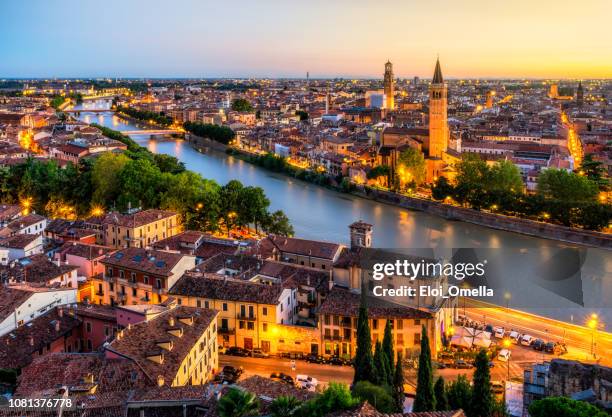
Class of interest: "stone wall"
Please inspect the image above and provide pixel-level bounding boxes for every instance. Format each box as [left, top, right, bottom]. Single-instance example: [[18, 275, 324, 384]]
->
[[360, 188, 612, 249]]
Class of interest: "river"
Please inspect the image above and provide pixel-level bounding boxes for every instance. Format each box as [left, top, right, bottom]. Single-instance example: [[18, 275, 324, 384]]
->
[[74, 100, 611, 325]]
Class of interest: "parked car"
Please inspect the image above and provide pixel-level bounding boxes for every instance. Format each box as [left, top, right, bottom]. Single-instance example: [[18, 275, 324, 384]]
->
[[222, 365, 243, 378], [521, 334, 535, 346], [305, 354, 327, 364], [453, 359, 472, 369], [432, 361, 447, 369], [296, 375, 318, 391], [270, 372, 294, 385], [226, 347, 251, 357], [545, 342, 568, 355], [491, 381, 505, 394], [532, 339, 546, 351], [328, 356, 347, 366], [494, 327, 505, 339], [251, 348, 269, 358], [497, 349, 511, 362], [508, 331, 521, 344]]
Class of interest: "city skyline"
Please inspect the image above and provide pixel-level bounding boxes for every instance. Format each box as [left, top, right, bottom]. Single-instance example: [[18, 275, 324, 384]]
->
[[1, 0, 611, 79]]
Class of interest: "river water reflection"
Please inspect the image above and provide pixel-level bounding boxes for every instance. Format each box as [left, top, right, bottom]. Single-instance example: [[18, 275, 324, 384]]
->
[[74, 101, 611, 323]]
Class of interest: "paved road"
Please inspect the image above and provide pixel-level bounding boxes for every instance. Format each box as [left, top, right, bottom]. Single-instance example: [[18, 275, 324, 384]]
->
[[219, 354, 355, 386], [463, 299, 611, 365]]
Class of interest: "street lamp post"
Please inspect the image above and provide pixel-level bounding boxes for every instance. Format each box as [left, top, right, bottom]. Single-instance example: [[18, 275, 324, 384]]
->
[[504, 292, 511, 326], [503, 338, 511, 382]]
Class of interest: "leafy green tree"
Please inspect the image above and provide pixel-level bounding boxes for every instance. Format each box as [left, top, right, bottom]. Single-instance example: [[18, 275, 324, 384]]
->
[[447, 375, 472, 412], [297, 383, 359, 417], [431, 176, 455, 201], [270, 396, 302, 417], [91, 152, 130, 206], [373, 340, 389, 386], [217, 388, 260, 417], [487, 160, 523, 194], [296, 110, 309, 121], [367, 165, 391, 185], [219, 180, 244, 235], [262, 210, 294, 236], [153, 154, 185, 174], [397, 147, 426, 186], [237, 186, 270, 232], [470, 349, 494, 417], [454, 154, 490, 209], [537, 169, 598, 203], [382, 320, 395, 385], [184, 121, 236, 144], [413, 324, 436, 412], [352, 381, 395, 413], [434, 376, 449, 411], [392, 352, 405, 412], [581, 154, 609, 190], [353, 280, 376, 385], [231, 98, 254, 112], [529, 396, 608, 417]]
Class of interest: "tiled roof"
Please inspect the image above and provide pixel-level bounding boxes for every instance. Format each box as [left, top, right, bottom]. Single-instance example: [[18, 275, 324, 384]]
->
[[318, 287, 432, 320], [106, 306, 217, 385], [6, 213, 46, 231], [263, 235, 342, 260], [0, 286, 32, 323], [169, 273, 283, 305], [326, 402, 466, 417], [0, 308, 81, 369], [87, 209, 176, 228], [58, 242, 115, 260], [0, 204, 21, 222], [100, 247, 187, 277], [0, 233, 40, 249], [15, 352, 150, 397], [0, 254, 78, 284]]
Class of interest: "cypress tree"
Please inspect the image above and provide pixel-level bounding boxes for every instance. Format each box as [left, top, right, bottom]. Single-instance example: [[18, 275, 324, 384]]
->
[[373, 340, 388, 386], [392, 352, 405, 412], [471, 349, 494, 417], [413, 324, 436, 412], [353, 280, 376, 385], [434, 376, 449, 411], [382, 319, 394, 385]]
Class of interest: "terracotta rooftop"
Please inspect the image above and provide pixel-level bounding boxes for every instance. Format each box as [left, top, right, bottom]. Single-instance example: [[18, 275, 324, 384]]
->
[[257, 235, 343, 260], [0, 285, 32, 323], [169, 273, 283, 305], [0, 308, 81, 369], [0, 233, 40, 249], [58, 242, 115, 260], [86, 209, 177, 228], [100, 247, 189, 277], [5, 213, 46, 231], [106, 305, 218, 385], [319, 287, 432, 320]]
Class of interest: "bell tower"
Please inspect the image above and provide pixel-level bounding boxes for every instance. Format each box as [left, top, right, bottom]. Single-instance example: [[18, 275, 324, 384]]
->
[[428, 58, 448, 159], [383, 60, 395, 110]]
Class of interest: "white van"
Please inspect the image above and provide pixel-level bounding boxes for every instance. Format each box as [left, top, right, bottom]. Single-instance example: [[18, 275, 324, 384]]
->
[[494, 327, 505, 339], [497, 349, 511, 362]]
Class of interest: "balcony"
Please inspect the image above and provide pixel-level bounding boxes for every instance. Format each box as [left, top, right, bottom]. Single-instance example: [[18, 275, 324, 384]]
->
[[323, 334, 342, 341], [236, 314, 257, 321], [95, 290, 105, 296], [136, 282, 153, 290], [218, 327, 235, 335]]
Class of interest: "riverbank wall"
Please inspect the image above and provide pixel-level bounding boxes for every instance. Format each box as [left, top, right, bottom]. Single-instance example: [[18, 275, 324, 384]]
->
[[186, 133, 229, 153], [357, 187, 612, 249], [183, 137, 612, 249]]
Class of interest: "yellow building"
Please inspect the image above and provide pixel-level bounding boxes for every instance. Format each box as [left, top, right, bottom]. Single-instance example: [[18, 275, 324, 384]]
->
[[318, 287, 438, 359], [85, 209, 181, 249], [169, 273, 319, 355], [105, 305, 219, 387]]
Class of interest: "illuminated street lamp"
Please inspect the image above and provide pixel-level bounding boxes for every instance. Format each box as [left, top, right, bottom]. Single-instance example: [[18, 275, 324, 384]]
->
[[503, 338, 512, 381]]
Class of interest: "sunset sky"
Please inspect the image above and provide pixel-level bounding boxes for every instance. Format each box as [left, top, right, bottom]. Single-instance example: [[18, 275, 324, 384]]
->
[[1, 0, 611, 79]]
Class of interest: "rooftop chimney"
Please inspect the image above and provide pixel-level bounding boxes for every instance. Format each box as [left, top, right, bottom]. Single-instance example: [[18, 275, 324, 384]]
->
[[28, 335, 34, 346], [58, 307, 63, 317], [55, 321, 60, 331], [168, 317, 175, 327]]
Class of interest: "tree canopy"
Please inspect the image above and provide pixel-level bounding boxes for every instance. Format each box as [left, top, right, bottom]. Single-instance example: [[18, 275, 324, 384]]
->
[[231, 98, 254, 112]]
